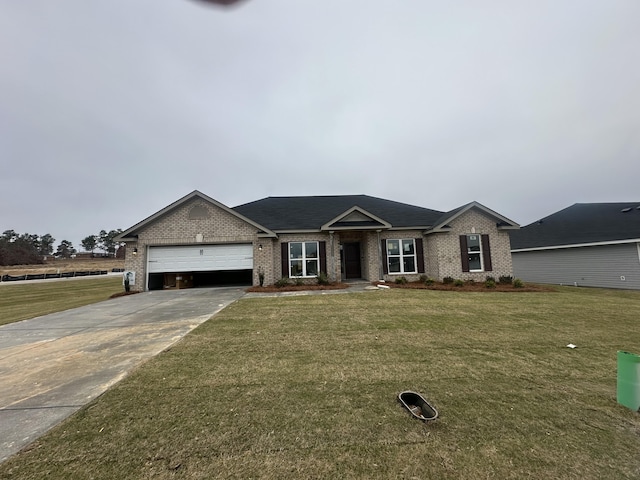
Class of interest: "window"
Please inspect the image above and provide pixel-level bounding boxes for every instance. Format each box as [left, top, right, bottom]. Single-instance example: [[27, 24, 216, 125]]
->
[[466, 235, 483, 271], [460, 234, 492, 273], [386, 239, 416, 274], [289, 241, 319, 277]]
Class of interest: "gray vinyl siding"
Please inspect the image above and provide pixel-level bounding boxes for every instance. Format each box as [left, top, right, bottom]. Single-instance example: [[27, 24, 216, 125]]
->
[[512, 243, 640, 290]]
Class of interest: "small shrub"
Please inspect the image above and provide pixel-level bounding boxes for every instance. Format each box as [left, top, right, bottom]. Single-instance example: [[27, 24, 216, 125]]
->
[[465, 279, 476, 285], [443, 276, 454, 285], [295, 277, 304, 286], [316, 271, 329, 285], [419, 274, 428, 283], [395, 276, 408, 285], [498, 275, 513, 285], [274, 277, 289, 288], [258, 270, 265, 287], [485, 279, 496, 289], [513, 278, 524, 288], [485, 276, 496, 283], [424, 277, 435, 286], [454, 279, 464, 287]]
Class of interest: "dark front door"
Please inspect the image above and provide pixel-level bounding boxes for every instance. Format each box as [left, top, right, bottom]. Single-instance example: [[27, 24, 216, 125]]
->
[[343, 243, 362, 279]]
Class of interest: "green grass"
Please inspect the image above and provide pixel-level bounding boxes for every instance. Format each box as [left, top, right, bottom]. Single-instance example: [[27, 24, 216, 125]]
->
[[2, 287, 640, 479], [0, 277, 123, 326]]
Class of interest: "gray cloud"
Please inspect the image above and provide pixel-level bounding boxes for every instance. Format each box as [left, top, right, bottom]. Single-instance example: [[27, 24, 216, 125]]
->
[[2, 0, 639, 248]]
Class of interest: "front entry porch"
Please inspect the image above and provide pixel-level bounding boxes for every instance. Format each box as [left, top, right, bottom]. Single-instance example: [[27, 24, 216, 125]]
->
[[341, 242, 362, 280]]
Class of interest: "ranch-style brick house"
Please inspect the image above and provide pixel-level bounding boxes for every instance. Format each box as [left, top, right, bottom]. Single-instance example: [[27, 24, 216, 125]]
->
[[116, 191, 519, 291]]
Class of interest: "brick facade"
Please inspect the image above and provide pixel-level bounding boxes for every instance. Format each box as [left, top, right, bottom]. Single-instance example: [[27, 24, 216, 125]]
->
[[122, 195, 515, 290], [274, 233, 332, 284], [427, 209, 514, 281]]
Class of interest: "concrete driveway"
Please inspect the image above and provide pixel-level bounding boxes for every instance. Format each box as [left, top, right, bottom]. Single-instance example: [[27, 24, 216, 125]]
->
[[0, 287, 245, 463]]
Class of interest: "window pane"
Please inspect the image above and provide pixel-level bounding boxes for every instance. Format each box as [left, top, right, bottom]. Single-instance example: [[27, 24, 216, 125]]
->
[[290, 242, 303, 259], [306, 259, 319, 276], [290, 260, 303, 276], [388, 257, 401, 273], [305, 242, 318, 259], [468, 253, 482, 271], [402, 239, 415, 255], [467, 235, 480, 252], [403, 257, 416, 273], [387, 240, 399, 255]]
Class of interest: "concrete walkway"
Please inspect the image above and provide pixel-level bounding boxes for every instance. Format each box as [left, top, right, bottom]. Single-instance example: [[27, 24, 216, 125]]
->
[[0, 287, 245, 463]]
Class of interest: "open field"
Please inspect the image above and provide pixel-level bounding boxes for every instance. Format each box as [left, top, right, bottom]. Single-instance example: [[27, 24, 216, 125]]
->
[[0, 277, 123, 326], [1, 287, 639, 479], [0, 259, 125, 277]]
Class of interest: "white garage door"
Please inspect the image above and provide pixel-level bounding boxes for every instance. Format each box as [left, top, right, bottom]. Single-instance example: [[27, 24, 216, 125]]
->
[[147, 244, 253, 273]]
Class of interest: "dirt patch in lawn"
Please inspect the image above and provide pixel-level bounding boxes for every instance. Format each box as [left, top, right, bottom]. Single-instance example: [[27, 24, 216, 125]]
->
[[246, 283, 351, 293]]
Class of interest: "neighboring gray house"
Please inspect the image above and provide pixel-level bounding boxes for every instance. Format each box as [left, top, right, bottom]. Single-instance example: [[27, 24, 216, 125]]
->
[[510, 203, 640, 290], [116, 190, 519, 291]]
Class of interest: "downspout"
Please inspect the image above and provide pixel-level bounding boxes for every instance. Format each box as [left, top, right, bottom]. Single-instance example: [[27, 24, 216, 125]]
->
[[144, 245, 150, 292], [329, 231, 335, 282]]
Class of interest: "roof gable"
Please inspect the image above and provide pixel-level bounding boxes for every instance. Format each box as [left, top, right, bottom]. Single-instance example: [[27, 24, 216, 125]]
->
[[426, 201, 519, 234], [116, 190, 276, 241], [510, 202, 640, 250], [321, 206, 392, 231]]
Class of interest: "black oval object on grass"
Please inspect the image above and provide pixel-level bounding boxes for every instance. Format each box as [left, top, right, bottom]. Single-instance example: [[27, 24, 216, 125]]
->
[[398, 391, 438, 421]]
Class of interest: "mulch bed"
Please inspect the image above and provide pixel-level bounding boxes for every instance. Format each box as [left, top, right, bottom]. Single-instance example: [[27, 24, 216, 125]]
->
[[384, 281, 554, 292], [110, 291, 142, 298], [246, 281, 553, 293]]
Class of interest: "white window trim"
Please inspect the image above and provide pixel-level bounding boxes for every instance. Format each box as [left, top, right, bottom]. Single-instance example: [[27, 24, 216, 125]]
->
[[387, 239, 417, 275], [289, 241, 320, 278], [467, 234, 484, 272]]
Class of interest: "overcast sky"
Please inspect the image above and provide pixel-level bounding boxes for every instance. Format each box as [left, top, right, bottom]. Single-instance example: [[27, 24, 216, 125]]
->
[[1, 0, 639, 249]]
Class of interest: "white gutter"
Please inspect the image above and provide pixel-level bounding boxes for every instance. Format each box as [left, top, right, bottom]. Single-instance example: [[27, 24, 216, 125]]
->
[[512, 238, 640, 253]]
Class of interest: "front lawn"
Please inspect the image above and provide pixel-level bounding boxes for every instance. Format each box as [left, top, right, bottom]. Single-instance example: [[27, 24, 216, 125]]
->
[[0, 277, 123, 326], [2, 287, 639, 479]]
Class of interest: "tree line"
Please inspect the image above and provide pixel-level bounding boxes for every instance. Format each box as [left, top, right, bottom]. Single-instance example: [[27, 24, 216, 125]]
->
[[0, 229, 123, 266]]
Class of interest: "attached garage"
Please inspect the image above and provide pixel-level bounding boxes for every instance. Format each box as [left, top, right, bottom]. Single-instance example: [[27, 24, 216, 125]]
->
[[116, 191, 277, 291], [147, 244, 253, 290]]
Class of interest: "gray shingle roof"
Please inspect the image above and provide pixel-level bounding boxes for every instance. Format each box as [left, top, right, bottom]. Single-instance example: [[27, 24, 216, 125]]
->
[[510, 202, 640, 250], [232, 195, 445, 231]]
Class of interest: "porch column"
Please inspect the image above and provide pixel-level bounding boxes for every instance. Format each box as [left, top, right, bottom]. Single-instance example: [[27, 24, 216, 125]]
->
[[377, 230, 383, 281]]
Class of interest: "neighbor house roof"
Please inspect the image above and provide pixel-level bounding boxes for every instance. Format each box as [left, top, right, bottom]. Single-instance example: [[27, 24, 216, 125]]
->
[[510, 202, 640, 251], [232, 195, 446, 231]]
